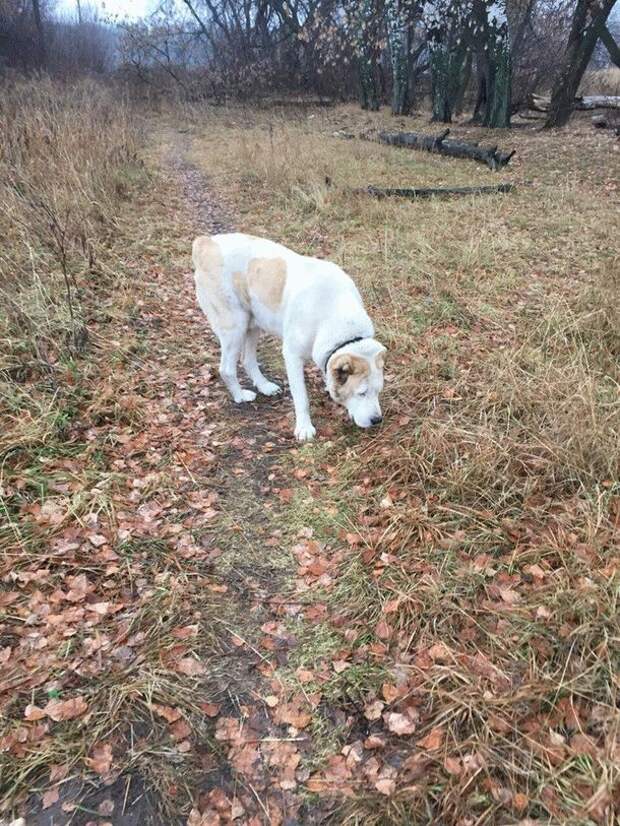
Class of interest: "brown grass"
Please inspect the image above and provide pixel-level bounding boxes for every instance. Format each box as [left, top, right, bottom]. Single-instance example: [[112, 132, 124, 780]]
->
[[0, 78, 144, 454], [580, 67, 620, 97], [186, 103, 620, 824], [2, 83, 618, 824], [0, 81, 216, 818]]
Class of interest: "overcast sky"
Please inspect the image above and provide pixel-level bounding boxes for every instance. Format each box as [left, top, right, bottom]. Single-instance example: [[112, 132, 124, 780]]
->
[[55, 0, 620, 24], [55, 0, 159, 21]]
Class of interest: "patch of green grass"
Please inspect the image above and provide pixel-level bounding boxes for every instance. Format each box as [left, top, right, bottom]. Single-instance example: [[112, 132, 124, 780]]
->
[[410, 291, 474, 334]]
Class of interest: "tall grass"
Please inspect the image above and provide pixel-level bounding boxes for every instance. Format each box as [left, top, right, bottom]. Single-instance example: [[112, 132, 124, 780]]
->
[[580, 67, 620, 96], [0, 78, 143, 454], [188, 105, 620, 823]]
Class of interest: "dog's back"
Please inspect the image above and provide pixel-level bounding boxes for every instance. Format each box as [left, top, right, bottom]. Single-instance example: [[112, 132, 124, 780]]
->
[[193, 233, 362, 337]]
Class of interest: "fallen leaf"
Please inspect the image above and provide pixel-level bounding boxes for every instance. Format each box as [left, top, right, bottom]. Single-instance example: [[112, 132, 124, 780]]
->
[[427, 643, 451, 663], [512, 792, 528, 812], [364, 733, 386, 749], [172, 624, 199, 639], [42, 788, 59, 809], [418, 726, 444, 751], [170, 719, 192, 741], [150, 704, 182, 723], [175, 657, 206, 676], [364, 700, 385, 721], [444, 756, 461, 776], [44, 696, 88, 722], [375, 619, 392, 640], [296, 668, 315, 684], [381, 683, 399, 703], [24, 704, 47, 721], [98, 800, 114, 816], [375, 777, 396, 795], [85, 743, 113, 775], [498, 587, 520, 604], [49, 764, 69, 782], [274, 698, 312, 729], [201, 702, 221, 717], [385, 712, 416, 736]]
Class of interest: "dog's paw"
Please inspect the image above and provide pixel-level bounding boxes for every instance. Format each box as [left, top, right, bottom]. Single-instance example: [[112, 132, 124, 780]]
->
[[235, 389, 257, 403], [294, 422, 316, 442], [258, 381, 281, 397]]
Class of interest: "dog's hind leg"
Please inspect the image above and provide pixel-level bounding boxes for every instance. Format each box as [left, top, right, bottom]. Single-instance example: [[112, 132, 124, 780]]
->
[[242, 326, 281, 397], [216, 319, 256, 404]]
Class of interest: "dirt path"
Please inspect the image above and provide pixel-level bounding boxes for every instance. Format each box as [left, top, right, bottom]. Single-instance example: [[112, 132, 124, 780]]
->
[[137, 130, 324, 824]]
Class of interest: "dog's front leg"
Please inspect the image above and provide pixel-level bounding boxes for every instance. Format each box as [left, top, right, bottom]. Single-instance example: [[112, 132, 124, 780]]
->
[[283, 348, 316, 442]]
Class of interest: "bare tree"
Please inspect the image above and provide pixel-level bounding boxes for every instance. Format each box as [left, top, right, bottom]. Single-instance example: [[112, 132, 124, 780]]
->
[[423, 0, 470, 122], [31, 0, 46, 66], [545, 0, 618, 127], [470, 0, 511, 127], [597, 18, 620, 66]]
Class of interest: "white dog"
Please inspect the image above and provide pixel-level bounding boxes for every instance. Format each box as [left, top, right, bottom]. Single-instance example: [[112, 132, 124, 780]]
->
[[192, 233, 386, 441]]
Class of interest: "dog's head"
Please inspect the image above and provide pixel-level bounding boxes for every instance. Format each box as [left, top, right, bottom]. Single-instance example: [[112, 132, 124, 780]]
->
[[326, 339, 386, 429]]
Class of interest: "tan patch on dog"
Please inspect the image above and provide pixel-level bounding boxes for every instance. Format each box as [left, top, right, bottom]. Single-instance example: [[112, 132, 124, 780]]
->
[[232, 270, 251, 310], [330, 353, 369, 402], [193, 236, 235, 328], [375, 352, 385, 370], [247, 257, 287, 311]]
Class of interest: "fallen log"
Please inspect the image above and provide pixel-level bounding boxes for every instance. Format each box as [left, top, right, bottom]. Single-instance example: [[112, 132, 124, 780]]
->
[[359, 183, 515, 199], [259, 97, 334, 108], [592, 114, 620, 136], [578, 95, 620, 110], [374, 129, 515, 171], [530, 93, 620, 112]]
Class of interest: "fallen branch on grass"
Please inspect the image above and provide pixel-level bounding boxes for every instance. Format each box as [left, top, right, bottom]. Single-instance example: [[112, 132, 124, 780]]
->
[[259, 97, 334, 108], [359, 183, 515, 199], [529, 93, 620, 112], [371, 129, 515, 170]]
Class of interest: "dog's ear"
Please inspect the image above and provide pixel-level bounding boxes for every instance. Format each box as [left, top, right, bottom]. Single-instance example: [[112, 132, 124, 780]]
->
[[331, 354, 353, 386]]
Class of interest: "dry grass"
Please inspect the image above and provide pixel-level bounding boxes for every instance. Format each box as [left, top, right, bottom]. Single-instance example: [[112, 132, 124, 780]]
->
[[0, 81, 221, 819], [186, 103, 620, 824], [0, 77, 143, 454], [580, 67, 620, 97], [2, 83, 618, 823]]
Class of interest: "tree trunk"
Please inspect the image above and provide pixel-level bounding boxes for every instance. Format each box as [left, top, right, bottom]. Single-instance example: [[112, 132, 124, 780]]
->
[[598, 23, 620, 68], [355, 0, 381, 111], [471, 0, 511, 128], [359, 54, 380, 111], [429, 40, 469, 122], [471, 61, 487, 124], [510, 0, 536, 65], [387, 3, 411, 116], [454, 49, 473, 115], [424, 1, 470, 124], [545, 0, 617, 129], [31, 0, 46, 68]]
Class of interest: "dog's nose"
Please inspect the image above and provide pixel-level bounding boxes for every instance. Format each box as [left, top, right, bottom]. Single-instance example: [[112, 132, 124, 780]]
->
[[370, 415, 383, 426]]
